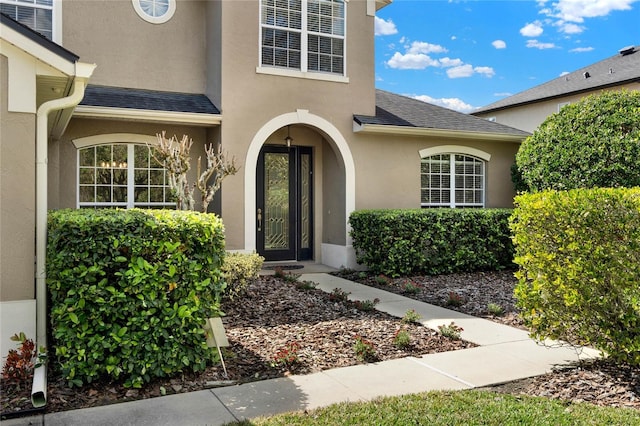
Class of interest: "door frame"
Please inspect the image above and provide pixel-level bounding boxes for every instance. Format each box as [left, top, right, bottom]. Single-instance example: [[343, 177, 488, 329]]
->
[[256, 145, 313, 261]]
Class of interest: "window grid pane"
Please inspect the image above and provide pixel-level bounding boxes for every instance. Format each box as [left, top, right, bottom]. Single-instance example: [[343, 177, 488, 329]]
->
[[78, 144, 174, 209], [0, 0, 53, 40], [421, 154, 484, 208]]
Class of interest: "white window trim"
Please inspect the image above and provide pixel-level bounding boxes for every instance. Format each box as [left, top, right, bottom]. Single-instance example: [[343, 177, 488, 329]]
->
[[557, 101, 570, 112], [74, 134, 172, 209], [0, 0, 61, 42], [131, 0, 176, 24], [420, 146, 489, 209], [257, 0, 348, 81]]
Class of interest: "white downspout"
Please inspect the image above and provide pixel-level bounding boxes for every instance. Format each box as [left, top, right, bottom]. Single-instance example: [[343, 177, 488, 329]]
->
[[32, 63, 95, 408]]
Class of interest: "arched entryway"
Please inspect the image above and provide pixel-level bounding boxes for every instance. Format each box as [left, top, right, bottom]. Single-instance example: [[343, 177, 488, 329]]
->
[[244, 109, 355, 264]]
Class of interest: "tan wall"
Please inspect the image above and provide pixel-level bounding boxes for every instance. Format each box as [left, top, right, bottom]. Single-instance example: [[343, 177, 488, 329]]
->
[[61, 0, 208, 93], [476, 83, 640, 133], [350, 133, 520, 210], [216, 0, 376, 249], [0, 54, 36, 301], [53, 119, 212, 211]]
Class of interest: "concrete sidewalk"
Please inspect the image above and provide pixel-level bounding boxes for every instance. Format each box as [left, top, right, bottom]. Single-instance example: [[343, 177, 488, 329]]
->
[[3, 272, 600, 426]]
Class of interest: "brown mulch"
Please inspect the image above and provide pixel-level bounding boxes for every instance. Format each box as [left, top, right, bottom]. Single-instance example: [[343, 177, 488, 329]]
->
[[1, 275, 473, 418], [2, 270, 639, 419]]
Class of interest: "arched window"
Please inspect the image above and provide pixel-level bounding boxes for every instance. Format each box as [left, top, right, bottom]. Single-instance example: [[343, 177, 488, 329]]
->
[[77, 143, 174, 209], [420, 151, 486, 208]]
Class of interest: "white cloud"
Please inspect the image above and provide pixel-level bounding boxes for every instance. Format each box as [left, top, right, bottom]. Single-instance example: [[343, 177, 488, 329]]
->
[[374, 16, 398, 36], [412, 94, 475, 113], [386, 52, 439, 69], [520, 21, 544, 37], [492, 40, 507, 49], [451, 35, 457, 41], [407, 41, 448, 54], [526, 39, 557, 49], [570, 46, 594, 52], [438, 57, 464, 67], [494, 92, 513, 97], [549, 0, 636, 23], [560, 71, 570, 76], [474, 66, 496, 77], [558, 22, 585, 34], [447, 64, 474, 78]]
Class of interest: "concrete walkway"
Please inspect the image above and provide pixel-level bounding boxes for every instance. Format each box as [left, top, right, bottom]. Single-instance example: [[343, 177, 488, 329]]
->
[[3, 271, 600, 426]]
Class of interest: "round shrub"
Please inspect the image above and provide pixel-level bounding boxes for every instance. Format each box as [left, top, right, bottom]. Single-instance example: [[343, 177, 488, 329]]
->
[[511, 188, 640, 365], [515, 90, 640, 191]]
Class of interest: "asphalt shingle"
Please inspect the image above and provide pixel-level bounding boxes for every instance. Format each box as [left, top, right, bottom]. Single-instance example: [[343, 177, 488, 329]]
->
[[355, 90, 530, 136], [474, 45, 640, 114], [80, 85, 220, 114]]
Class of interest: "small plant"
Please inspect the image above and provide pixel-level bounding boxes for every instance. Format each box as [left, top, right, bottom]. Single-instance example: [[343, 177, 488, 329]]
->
[[375, 274, 390, 285], [283, 272, 301, 283], [2, 333, 38, 389], [272, 340, 301, 369], [402, 280, 421, 294], [393, 329, 412, 349], [438, 322, 464, 340], [402, 309, 422, 324], [357, 271, 368, 280], [295, 280, 318, 290], [329, 288, 351, 302], [353, 298, 380, 312], [273, 266, 286, 279], [487, 302, 505, 316], [446, 291, 465, 307], [353, 335, 377, 362]]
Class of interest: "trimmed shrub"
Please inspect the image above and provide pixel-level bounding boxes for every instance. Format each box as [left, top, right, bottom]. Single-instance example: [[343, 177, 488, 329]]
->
[[349, 209, 513, 277], [221, 252, 265, 301], [47, 209, 226, 388], [511, 188, 640, 365], [515, 90, 640, 191]]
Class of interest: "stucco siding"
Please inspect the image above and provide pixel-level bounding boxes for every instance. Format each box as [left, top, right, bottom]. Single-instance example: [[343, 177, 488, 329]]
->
[[1, 54, 36, 302], [61, 0, 207, 93]]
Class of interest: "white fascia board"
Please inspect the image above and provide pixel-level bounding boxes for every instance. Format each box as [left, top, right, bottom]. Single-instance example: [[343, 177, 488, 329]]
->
[[73, 105, 222, 126], [0, 25, 75, 75], [353, 122, 525, 143]]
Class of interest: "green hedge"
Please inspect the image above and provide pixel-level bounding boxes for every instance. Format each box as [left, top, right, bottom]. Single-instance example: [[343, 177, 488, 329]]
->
[[511, 189, 640, 365], [221, 252, 264, 301], [47, 209, 226, 388], [349, 209, 514, 277]]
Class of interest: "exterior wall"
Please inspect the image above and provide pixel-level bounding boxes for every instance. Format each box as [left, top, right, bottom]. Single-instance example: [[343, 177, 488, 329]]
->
[[61, 0, 208, 93], [52, 118, 211, 211], [350, 133, 519, 210], [0, 54, 36, 302], [475, 83, 640, 133], [216, 0, 375, 251]]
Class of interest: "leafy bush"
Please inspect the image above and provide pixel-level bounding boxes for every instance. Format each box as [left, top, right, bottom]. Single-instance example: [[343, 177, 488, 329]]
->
[[511, 188, 640, 365], [221, 252, 264, 300], [349, 209, 513, 277], [47, 209, 226, 387], [515, 90, 640, 191]]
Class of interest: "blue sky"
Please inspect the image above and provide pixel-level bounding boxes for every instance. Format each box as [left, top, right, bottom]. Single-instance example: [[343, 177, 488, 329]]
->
[[374, 0, 640, 112]]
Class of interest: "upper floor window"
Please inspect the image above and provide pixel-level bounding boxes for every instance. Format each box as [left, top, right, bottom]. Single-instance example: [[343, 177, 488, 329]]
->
[[421, 153, 485, 208], [78, 144, 174, 209], [1, 0, 53, 40], [260, 0, 345, 75], [132, 0, 176, 24]]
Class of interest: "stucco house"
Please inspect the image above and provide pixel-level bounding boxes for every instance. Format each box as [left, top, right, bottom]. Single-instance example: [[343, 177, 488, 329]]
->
[[473, 44, 640, 133], [1, 0, 528, 370]]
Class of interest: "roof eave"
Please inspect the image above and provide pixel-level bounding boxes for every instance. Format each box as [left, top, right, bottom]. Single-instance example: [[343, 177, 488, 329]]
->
[[73, 105, 222, 126], [353, 122, 526, 143], [473, 77, 640, 115]]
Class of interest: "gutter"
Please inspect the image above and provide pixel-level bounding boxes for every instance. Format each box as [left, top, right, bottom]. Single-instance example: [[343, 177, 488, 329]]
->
[[32, 62, 95, 408]]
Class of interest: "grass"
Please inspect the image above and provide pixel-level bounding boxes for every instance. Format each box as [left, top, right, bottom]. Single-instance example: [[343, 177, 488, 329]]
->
[[226, 390, 640, 425]]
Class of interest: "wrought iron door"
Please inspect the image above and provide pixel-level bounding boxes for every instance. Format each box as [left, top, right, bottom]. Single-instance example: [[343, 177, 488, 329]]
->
[[257, 146, 312, 261]]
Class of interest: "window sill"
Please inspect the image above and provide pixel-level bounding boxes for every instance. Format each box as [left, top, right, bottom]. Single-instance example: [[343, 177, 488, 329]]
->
[[256, 66, 349, 84]]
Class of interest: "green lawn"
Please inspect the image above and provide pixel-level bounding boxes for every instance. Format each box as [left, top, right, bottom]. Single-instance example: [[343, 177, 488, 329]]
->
[[227, 390, 640, 426]]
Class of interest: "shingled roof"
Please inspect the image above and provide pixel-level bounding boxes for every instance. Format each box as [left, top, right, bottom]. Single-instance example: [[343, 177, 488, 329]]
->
[[80, 85, 220, 114], [474, 45, 640, 114], [354, 90, 530, 137]]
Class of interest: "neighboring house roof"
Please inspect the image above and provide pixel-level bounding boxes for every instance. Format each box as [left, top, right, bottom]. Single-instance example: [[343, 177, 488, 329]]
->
[[80, 85, 220, 114], [354, 89, 530, 139], [474, 45, 640, 114], [0, 12, 78, 63]]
